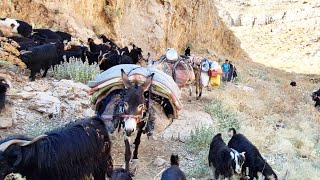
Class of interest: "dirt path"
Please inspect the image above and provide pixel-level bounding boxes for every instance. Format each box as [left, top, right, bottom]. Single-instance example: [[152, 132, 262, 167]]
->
[[110, 89, 215, 180]]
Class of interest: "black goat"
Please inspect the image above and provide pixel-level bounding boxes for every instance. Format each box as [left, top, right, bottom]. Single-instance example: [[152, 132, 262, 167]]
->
[[55, 31, 72, 42], [98, 51, 134, 71], [161, 154, 186, 180], [20, 44, 58, 81], [129, 46, 143, 64], [33, 29, 62, 40], [8, 36, 40, 51], [99, 35, 117, 47], [228, 128, 278, 180], [0, 18, 32, 37], [88, 38, 110, 54], [312, 89, 320, 109], [30, 33, 64, 50], [110, 168, 133, 180], [8, 36, 33, 43], [0, 117, 113, 180], [0, 78, 10, 112], [57, 46, 88, 63], [209, 133, 245, 180], [290, 81, 297, 86]]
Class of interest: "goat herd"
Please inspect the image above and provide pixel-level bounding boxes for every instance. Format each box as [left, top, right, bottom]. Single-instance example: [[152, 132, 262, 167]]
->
[[0, 17, 315, 180], [0, 111, 278, 180], [0, 17, 143, 81]]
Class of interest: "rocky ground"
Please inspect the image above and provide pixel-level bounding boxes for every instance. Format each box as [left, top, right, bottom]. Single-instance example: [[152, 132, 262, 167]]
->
[[215, 0, 320, 74], [0, 69, 216, 180], [1, 61, 320, 179]]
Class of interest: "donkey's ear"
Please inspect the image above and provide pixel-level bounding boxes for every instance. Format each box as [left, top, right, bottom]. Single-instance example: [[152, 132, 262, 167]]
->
[[141, 73, 154, 91], [121, 69, 132, 88]]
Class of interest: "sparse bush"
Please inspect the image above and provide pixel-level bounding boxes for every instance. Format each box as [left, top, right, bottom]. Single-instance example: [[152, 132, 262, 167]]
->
[[184, 100, 242, 179], [187, 150, 210, 179], [188, 125, 215, 151], [51, 57, 101, 83], [205, 100, 240, 131], [186, 127, 212, 179]]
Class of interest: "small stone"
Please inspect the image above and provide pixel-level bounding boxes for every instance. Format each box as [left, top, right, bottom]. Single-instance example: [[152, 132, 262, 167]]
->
[[153, 157, 167, 167], [83, 109, 95, 117], [0, 106, 16, 128], [30, 83, 49, 92], [0, 117, 13, 128], [10, 92, 37, 100], [16, 110, 27, 116], [23, 86, 33, 92]]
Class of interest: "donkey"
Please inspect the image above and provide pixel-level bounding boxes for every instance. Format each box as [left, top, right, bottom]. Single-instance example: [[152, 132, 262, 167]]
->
[[155, 56, 202, 102], [120, 69, 155, 172]]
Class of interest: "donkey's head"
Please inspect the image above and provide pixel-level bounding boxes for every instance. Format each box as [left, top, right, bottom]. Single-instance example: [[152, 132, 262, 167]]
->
[[121, 69, 154, 136]]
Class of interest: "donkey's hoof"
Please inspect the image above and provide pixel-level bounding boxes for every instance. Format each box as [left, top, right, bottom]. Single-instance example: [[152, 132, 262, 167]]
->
[[129, 159, 139, 174]]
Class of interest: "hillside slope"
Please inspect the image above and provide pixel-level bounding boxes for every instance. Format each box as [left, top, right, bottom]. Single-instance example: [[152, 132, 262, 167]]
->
[[0, 0, 247, 59], [215, 0, 320, 74]]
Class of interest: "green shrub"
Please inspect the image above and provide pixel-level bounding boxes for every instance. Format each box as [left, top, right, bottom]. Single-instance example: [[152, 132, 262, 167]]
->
[[184, 100, 241, 179], [186, 126, 214, 178], [187, 150, 210, 179], [0, 58, 20, 71], [205, 100, 240, 132], [51, 57, 101, 83], [188, 125, 215, 151]]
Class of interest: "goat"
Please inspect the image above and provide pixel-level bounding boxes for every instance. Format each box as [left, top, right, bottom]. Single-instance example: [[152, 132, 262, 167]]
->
[[0, 78, 10, 112], [161, 154, 186, 180], [209, 133, 245, 180], [110, 168, 133, 180], [312, 89, 320, 109], [228, 128, 278, 180], [0, 117, 113, 180], [19, 44, 58, 81], [0, 18, 32, 37]]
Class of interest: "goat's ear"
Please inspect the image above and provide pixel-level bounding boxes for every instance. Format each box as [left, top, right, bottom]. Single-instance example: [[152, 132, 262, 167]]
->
[[241, 152, 246, 156], [6, 145, 22, 167], [230, 151, 235, 159], [141, 73, 154, 91], [121, 69, 132, 89]]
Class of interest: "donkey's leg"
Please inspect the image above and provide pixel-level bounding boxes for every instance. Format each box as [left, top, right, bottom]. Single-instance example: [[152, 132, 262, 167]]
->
[[196, 74, 202, 100], [198, 81, 203, 100], [132, 128, 144, 159], [124, 137, 131, 171], [188, 84, 192, 102]]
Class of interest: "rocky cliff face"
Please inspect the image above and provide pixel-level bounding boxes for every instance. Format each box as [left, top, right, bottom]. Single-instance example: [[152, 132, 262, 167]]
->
[[0, 0, 246, 59], [215, 0, 320, 74]]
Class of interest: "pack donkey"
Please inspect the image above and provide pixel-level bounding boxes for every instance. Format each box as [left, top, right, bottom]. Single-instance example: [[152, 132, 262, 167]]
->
[[100, 69, 155, 172], [154, 51, 202, 102]]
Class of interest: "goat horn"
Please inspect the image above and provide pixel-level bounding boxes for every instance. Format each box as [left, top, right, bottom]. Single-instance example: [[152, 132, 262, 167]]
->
[[99, 59, 106, 65], [0, 135, 47, 152], [20, 135, 47, 146], [4, 78, 12, 89], [20, 50, 32, 55], [116, 49, 120, 55], [121, 51, 125, 56]]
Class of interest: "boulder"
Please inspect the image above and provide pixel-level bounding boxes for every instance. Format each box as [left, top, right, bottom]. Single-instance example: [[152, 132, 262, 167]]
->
[[0, 106, 16, 128], [28, 92, 61, 115]]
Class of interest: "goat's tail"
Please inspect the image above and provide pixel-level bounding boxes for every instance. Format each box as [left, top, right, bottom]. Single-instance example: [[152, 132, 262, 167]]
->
[[170, 154, 179, 166], [228, 128, 237, 137]]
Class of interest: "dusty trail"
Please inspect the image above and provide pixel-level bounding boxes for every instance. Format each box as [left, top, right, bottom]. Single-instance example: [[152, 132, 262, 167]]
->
[[110, 90, 215, 180]]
